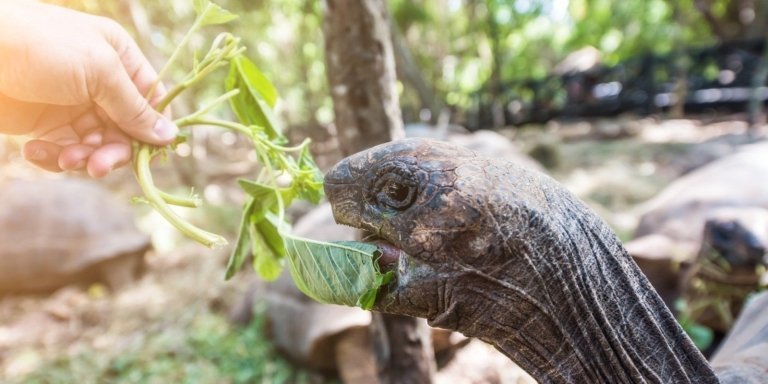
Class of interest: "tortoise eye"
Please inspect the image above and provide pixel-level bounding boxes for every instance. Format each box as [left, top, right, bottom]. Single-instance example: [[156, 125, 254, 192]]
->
[[375, 174, 417, 211]]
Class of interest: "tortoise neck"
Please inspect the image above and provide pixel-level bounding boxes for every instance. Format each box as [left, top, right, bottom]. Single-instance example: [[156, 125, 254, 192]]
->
[[444, 196, 719, 384]]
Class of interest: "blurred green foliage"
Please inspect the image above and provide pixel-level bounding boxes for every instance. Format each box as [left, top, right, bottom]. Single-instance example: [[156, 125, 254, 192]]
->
[[389, 0, 721, 112], [14, 308, 314, 384], [48, 0, 757, 124]]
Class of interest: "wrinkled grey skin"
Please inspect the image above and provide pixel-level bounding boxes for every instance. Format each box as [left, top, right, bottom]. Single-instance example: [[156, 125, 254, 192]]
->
[[325, 138, 718, 384]]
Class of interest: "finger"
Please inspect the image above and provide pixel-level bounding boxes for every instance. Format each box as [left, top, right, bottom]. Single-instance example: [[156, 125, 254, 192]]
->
[[68, 109, 105, 138], [87, 47, 177, 146], [81, 130, 103, 147], [93, 20, 178, 144], [102, 120, 130, 144], [22, 140, 64, 173], [122, 43, 170, 111], [87, 142, 131, 178], [58, 144, 95, 171], [28, 104, 91, 138], [32, 124, 80, 147], [99, 20, 164, 99], [116, 41, 173, 119]]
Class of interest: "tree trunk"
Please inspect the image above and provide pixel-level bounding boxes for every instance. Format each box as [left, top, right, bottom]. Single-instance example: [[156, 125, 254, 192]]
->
[[669, 1, 690, 118], [296, 0, 321, 125], [486, 0, 505, 129], [324, 0, 404, 156], [371, 313, 436, 384], [390, 19, 441, 123], [323, 1, 434, 383], [693, 0, 768, 40]]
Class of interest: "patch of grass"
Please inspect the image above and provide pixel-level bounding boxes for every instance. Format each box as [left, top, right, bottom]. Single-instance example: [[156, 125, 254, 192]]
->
[[14, 308, 314, 384], [554, 139, 690, 175]]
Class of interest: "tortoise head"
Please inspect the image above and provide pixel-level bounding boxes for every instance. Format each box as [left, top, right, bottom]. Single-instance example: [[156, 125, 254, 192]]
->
[[701, 208, 768, 269], [324, 138, 570, 320]]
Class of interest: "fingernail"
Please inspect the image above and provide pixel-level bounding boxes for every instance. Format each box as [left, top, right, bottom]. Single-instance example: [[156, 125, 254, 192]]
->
[[153, 117, 178, 141], [30, 149, 47, 161]]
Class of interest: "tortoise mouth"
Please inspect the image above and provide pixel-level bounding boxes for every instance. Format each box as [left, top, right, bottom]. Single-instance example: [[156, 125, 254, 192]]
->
[[362, 232, 402, 271]]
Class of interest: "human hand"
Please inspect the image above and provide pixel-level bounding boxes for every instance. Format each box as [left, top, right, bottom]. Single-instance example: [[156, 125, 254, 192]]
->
[[0, 1, 177, 178]]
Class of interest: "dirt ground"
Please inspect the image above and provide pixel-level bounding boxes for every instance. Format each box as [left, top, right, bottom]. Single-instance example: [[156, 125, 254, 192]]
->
[[0, 116, 762, 383]]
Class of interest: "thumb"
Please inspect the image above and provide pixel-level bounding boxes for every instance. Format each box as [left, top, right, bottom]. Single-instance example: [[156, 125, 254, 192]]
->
[[89, 52, 177, 145]]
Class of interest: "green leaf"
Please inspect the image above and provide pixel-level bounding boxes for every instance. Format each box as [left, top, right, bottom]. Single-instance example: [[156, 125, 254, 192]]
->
[[250, 219, 283, 281], [237, 179, 295, 218], [357, 271, 395, 310], [194, 0, 238, 27], [238, 179, 279, 200], [233, 56, 277, 107], [226, 56, 283, 141], [226, 188, 291, 281], [258, 214, 287, 258], [283, 238, 393, 309], [295, 176, 324, 204], [225, 199, 256, 280], [294, 146, 325, 204], [193, 0, 207, 16]]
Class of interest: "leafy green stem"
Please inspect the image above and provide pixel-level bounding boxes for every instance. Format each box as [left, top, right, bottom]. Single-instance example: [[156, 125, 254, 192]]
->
[[133, 145, 227, 248], [262, 137, 312, 153], [255, 148, 287, 223], [183, 117, 253, 136], [158, 189, 202, 208], [148, 17, 204, 100], [155, 83, 186, 112], [147, 0, 240, 100], [129, 0, 328, 276], [156, 37, 241, 113], [175, 89, 241, 127]]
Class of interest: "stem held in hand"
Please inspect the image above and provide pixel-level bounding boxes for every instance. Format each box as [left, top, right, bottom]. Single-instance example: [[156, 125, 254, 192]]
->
[[128, 0, 384, 310]]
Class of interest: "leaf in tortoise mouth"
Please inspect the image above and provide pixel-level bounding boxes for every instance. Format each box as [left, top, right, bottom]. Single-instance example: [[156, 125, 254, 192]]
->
[[283, 237, 394, 310], [227, 179, 392, 308]]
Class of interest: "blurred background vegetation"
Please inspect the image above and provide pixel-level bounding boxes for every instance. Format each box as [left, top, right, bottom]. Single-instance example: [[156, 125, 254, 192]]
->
[[50, 0, 763, 129]]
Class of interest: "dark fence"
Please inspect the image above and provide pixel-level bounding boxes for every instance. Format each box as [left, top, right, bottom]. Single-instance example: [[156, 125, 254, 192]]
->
[[463, 39, 768, 130]]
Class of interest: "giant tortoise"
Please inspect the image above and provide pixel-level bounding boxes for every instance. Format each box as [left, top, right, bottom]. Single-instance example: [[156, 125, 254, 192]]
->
[[0, 178, 150, 294], [625, 141, 768, 334], [323, 138, 768, 383]]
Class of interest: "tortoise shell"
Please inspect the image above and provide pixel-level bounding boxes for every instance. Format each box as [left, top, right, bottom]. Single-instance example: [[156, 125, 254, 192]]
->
[[0, 178, 150, 293]]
